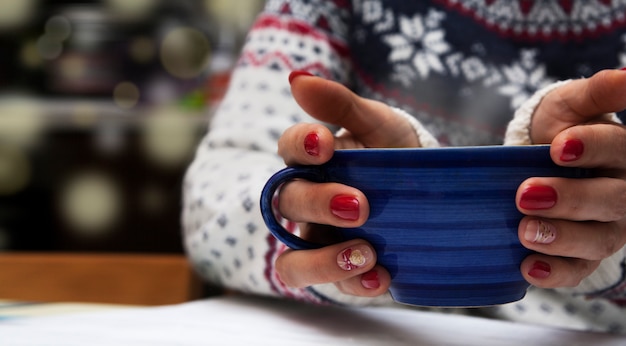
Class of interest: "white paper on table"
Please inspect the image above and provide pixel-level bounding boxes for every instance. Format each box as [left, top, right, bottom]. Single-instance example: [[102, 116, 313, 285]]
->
[[0, 295, 624, 346]]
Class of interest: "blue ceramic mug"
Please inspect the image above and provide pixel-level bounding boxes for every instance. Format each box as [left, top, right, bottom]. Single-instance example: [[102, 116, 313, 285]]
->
[[260, 145, 591, 307]]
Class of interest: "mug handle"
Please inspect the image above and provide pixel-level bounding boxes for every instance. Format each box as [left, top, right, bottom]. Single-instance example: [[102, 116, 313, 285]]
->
[[260, 166, 328, 250]]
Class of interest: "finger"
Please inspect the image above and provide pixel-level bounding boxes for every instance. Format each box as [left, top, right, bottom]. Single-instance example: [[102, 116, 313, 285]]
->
[[289, 73, 420, 148], [532, 69, 626, 143], [278, 123, 336, 165], [550, 123, 626, 171], [519, 217, 626, 261], [278, 179, 369, 227], [335, 265, 391, 297], [520, 254, 600, 288], [516, 176, 626, 222], [275, 239, 378, 288]]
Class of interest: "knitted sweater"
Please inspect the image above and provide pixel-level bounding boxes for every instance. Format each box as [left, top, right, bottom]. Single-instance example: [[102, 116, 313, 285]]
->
[[183, 0, 626, 333]]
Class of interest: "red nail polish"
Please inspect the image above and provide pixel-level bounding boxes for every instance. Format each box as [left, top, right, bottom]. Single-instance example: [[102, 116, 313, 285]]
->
[[560, 139, 584, 162], [528, 261, 551, 279], [304, 132, 319, 156], [361, 270, 380, 289], [288, 70, 314, 84], [520, 186, 557, 210], [330, 195, 360, 221], [621, 67, 626, 71]]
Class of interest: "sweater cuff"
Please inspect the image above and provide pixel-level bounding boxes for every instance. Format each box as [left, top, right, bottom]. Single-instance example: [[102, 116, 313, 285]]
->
[[557, 244, 626, 301], [504, 79, 622, 145], [335, 107, 440, 148], [504, 80, 572, 145], [390, 107, 440, 148]]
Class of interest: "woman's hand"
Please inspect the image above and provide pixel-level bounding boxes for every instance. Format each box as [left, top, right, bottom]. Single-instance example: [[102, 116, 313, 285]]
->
[[518, 69, 626, 288], [274, 72, 420, 297]]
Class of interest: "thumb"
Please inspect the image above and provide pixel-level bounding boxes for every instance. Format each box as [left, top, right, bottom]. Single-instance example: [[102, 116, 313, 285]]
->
[[289, 73, 420, 148], [532, 69, 626, 143]]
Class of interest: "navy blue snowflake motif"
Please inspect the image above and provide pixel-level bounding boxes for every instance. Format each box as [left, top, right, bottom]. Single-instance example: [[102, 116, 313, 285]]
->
[[497, 49, 553, 109], [382, 9, 450, 84]]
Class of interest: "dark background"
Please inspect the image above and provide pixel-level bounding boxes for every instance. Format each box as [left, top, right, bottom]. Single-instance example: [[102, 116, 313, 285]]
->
[[0, 0, 264, 254]]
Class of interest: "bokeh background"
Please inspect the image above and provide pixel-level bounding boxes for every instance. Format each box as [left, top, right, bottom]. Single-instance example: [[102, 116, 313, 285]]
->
[[0, 0, 265, 253]]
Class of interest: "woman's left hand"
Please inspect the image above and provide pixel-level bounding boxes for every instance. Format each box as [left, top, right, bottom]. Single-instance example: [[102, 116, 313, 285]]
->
[[518, 68, 626, 288]]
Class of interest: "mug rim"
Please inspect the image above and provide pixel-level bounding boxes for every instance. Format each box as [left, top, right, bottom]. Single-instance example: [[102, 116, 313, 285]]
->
[[333, 144, 550, 152], [326, 144, 557, 169]]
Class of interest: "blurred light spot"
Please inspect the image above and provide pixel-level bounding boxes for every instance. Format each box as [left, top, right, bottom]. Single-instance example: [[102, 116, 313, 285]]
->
[[144, 76, 179, 105], [60, 171, 121, 237], [45, 16, 72, 41], [20, 40, 42, 68], [35, 15, 72, 62], [0, 145, 31, 196], [160, 27, 211, 79], [0, 98, 44, 147], [95, 123, 126, 154], [71, 103, 98, 128], [59, 54, 88, 80], [142, 107, 198, 167], [204, 0, 265, 34], [105, 0, 155, 21], [36, 35, 63, 60], [113, 81, 140, 109], [140, 184, 166, 213], [0, 0, 35, 30], [61, 7, 116, 51], [129, 36, 155, 64]]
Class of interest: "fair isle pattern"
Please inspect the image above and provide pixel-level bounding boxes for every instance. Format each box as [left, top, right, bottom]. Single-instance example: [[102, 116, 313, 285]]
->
[[240, 0, 353, 82], [488, 286, 626, 334], [351, 0, 626, 145], [355, 3, 555, 108], [351, 3, 551, 145], [240, 0, 549, 145], [437, 0, 626, 39], [264, 0, 351, 39], [351, 3, 554, 146], [239, 15, 351, 81], [184, 0, 353, 305], [240, 0, 626, 145]]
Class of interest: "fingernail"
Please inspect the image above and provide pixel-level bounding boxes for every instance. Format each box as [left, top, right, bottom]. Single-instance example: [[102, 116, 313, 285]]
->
[[560, 139, 584, 162], [304, 132, 319, 156], [528, 261, 551, 279], [621, 67, 626, 71], [337, 245, 373, 271], [330, 195, 360, 221], [361, 270, 380, 289], [520, 186, 557, 210], [524, 219, 556, 244], [288, 70, 314, 84]]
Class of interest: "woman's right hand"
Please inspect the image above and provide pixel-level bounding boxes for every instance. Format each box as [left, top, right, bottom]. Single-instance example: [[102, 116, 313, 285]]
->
[[273, 72, 423, 297]]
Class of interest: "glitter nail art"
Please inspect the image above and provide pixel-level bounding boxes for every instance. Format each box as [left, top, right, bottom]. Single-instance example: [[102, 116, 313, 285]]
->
[[527, 220, 556, 244], [337, 247, 369, 271]]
